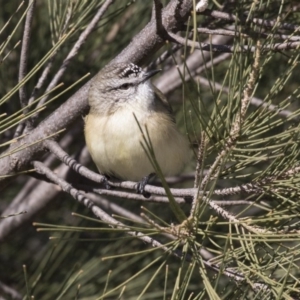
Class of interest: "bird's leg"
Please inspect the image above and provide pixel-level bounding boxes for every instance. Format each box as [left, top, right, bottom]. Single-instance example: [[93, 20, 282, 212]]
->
[[136, 173, 155, 198], [102, 175, 112, 190]]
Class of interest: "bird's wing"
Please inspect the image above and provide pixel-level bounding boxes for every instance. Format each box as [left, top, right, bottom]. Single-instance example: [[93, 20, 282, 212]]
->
[[153, 85, 176, 124]]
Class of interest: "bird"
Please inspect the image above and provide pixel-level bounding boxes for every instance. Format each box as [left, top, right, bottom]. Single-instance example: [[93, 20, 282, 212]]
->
[[84, 62, 190, 195]]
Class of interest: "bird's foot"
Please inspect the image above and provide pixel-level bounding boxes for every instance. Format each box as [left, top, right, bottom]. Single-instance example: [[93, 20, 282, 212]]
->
[[102, 175, 112, 190], [136, 173, 155, 198]]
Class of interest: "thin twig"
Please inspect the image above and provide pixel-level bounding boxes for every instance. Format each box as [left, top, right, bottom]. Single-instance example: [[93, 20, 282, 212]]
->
[[194, 132, 207, 188], [195, 27, 250, 38], [88, 193, 145, 224], [197, 76, 293, 119], [15, 0, 36, 137], [90, 188, 253, 206], [152, 0, 165, 35], [148, 43, 182, 69], [214, 164, 300, 196], [200, 9, 300, 32], [27, 44, 56, 106], [252, 16, 300, 32], [0, 281, 21, 300], [84, 186, 190, 204], [194, 27, 300, 41], [44, 139, 107, 184], [168, 31, 242, 53], [18, 0, 35, 109], [168, 31, 300, 53], [199, 9, 238, 22]]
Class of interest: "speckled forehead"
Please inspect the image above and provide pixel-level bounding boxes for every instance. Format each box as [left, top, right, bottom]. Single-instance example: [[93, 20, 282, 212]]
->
[[119, 63, 142, 78]]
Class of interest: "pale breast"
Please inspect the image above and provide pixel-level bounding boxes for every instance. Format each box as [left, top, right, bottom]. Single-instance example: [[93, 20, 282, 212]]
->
[[84, 109, 190, 181]]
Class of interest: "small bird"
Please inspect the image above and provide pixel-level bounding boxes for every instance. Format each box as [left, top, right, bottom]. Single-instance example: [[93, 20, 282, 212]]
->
[[84, 62, 190, 193]]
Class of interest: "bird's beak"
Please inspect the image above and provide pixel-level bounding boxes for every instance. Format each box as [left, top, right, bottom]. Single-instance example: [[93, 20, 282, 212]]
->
[[142, 69, 161, 82]]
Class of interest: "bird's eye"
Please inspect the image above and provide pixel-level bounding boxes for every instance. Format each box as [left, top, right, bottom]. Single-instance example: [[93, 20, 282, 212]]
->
[[120, 83, 130, 90]]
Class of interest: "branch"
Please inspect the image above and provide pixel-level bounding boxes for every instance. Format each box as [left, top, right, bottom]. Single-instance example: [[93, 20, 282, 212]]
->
[[168, 31, 241, 53], [45, 133, 300, 205], [44, 138, 196, 197], [32, 160, 185, 260], [194, 26, 300, 41], [88, 187, 252, 206], [32, 162, 269, 290], [43, 138, 270, 236], [84, 186, 190, 204]]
